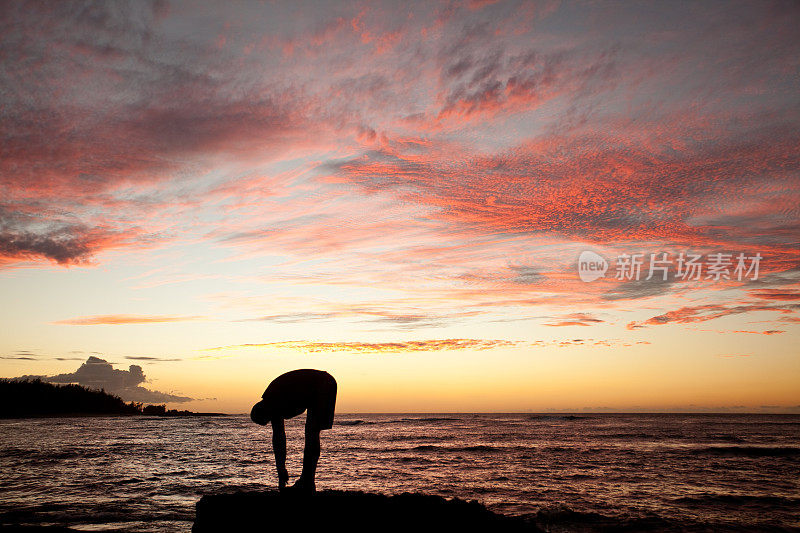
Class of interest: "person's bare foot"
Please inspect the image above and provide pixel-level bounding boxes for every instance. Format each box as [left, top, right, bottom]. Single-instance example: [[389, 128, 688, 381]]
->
[[278, 468, 290, 492], [291, 477, 316, 494]]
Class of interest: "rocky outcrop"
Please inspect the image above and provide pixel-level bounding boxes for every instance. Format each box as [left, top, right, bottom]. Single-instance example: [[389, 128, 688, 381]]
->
[[193, 490, 539, 532]]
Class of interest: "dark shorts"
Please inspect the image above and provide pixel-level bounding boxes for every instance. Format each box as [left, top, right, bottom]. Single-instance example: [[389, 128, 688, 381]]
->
[[307, 376, 337, 431]]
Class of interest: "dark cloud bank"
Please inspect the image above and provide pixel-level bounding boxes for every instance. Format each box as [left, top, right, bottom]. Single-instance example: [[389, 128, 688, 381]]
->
[[15, 356, 192, 403]]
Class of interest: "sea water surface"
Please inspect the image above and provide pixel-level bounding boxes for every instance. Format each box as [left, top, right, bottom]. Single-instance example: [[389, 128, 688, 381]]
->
[[1, 414, 799, 532]]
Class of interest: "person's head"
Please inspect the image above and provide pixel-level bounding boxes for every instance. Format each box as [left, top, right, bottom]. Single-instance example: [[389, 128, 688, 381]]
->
[[250, 399, 272, 426]]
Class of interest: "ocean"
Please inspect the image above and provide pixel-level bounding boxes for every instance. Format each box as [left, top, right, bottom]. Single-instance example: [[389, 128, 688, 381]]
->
[[1, 414, 798, 532]]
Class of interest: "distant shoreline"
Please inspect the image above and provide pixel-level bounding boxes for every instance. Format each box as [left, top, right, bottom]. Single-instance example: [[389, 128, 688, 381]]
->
[[1, 412, 227, 419], [0, 379, 223, 419]]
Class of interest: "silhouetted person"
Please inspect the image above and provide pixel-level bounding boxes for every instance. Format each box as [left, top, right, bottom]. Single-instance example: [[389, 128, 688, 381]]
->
[[250, 369, 337, 493]]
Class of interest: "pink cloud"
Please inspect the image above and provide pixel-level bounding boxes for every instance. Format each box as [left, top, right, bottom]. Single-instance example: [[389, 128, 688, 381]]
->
[[1, 0, 797, 330], [627, 304, 798, 329]]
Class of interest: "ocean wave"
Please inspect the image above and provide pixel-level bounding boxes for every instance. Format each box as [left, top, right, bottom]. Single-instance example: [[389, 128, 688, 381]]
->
[[0, 447, 108, 461], [117, 478, 144, 484], [380, 417, 461, 424], [386, 435, 448, 442], [0, 499, 195, 528], [561, 473, 597, 480], [337, 420, 373, 426], [528, 505, 780, 532], [191, 472, 229, 480], [603, 432, 686, 439], [393, 456, 436, 464], [694, 446, 800, 457], [528, 415, 590, 421], [233, 459, 262, 465], [708, 434, 747, 443], [672, 494, 799, 506], [408, 444, 526, 453]]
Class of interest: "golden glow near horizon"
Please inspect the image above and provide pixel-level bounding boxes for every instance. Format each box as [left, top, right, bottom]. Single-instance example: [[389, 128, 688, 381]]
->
[[1, 2, 798, 413]]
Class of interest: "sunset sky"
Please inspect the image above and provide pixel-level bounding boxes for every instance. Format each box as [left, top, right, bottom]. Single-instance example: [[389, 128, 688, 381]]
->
[[1, 0, 798, 414]]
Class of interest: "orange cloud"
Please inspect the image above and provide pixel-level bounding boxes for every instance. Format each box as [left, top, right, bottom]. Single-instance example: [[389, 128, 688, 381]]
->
[[202, 337, 650, 356], [204, 338, 521, 354], [54, 314, 204, 325], [627, 304, 798, 329], [750, 290, 800, 301], [689, 328, 785, 335]]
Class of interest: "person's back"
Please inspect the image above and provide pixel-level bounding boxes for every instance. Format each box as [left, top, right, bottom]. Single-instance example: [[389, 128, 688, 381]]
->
[[251, 369, 337, 492], [258, 369, 336, 426]]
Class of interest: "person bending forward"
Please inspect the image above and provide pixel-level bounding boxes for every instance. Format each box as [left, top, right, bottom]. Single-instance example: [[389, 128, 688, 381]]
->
[[250, 369, 337, 493]]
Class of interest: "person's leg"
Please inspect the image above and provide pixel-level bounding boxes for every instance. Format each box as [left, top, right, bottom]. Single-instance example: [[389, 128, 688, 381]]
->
[[295, 412, 321, 492], [294, 379, 335, 493]]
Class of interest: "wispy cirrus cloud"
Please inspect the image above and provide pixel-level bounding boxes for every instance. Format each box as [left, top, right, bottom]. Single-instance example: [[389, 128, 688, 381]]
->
[[204, 338, 521, 354], [1, 349, 84, 361], [544, 313, 604, 327], [124, 356, 183, 362], [201, 337, 650, 357], [54, 314, 203, 325], [627, 304, 799, 330], [237, 305, 481, 330], [750, 289, 800, 301], [690, 329, 784, 336]]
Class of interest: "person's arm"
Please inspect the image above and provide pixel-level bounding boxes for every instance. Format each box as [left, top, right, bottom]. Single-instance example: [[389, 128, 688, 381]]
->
[[271, 417, 289, 490]]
